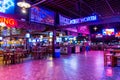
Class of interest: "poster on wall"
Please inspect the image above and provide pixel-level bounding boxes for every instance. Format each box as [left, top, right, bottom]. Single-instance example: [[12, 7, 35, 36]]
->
[[0, 0, 15, 14], [30, 6, 54, 25]]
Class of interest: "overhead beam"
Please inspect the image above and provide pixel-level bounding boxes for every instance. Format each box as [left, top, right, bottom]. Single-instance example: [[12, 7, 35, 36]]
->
[[105, 0, 115, 14], [68, 0, 91, 16], [48, 0, 81, 17], [79, 0, 94, 12], [32, 0, 46, 6]]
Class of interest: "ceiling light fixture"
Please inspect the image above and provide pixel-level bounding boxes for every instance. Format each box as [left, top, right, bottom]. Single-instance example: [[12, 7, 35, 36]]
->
[[21, 7, 26, 13], [17, 0, 31, 8], [17, 0, 31, 13]]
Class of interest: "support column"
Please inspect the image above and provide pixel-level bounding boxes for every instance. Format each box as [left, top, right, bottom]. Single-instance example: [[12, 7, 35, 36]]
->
[[52, 12, 60, 58], [52, 29, 56, 57]]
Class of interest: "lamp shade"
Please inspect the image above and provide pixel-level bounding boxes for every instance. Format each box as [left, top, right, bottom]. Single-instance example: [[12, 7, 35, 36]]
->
[[17, 1, 31, 8]]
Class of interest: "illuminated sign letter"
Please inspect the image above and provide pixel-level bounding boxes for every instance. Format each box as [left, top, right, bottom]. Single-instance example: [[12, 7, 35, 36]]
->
[[0, 17, 17, 26]]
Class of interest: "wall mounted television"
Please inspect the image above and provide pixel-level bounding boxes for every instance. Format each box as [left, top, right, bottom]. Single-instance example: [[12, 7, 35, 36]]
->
[[30, 6, 54, 25]]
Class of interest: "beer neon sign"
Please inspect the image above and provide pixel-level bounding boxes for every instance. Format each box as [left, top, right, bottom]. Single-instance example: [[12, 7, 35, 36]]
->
[[0, 17, 17, 26], [0, 0, 15, 13]]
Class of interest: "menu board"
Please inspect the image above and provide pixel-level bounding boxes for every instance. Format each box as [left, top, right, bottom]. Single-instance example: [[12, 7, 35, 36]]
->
[[30, 6, 54, 25], [0, 0, 15, 14]]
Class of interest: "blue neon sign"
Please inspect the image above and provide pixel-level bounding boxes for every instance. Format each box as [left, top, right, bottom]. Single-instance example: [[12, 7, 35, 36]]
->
[[0, 0, 15, 14], [70, 15, 97, 24], [80, 15, 97, 22]]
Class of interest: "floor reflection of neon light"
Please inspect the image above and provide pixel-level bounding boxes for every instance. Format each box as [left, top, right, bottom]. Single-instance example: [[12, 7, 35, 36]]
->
[[106, 68, 113, 77], [0, 0, 14, 13]]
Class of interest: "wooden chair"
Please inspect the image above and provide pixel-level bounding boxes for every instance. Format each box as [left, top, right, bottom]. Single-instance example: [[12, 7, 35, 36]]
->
[[3, 53, 11, 64], [47, 46, 53, 57], [32, 49, 38, 59], [40, 47, 47, 59]]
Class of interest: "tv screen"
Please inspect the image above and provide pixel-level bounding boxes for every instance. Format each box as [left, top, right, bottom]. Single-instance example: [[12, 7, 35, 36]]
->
[[102, 29, 115, 35], [30, 6, 54, 25]]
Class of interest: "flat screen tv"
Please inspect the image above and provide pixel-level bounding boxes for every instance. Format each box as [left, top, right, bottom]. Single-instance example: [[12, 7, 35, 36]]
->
[[30, 6, 54, 25], [102, 28, 115, 36]]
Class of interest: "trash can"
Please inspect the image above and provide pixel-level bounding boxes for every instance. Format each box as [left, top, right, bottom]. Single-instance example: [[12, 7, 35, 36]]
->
[[53, 48, 60, 58]]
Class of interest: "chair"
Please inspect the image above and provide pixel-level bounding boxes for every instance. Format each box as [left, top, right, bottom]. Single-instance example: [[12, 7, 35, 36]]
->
[[32, 48, 38, 59], [41, 47, 47, 59], [47, 46, 53, 57], [3, 53, 11, 64]]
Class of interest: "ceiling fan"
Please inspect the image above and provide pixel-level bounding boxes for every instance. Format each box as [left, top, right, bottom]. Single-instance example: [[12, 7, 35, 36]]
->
[[32, 0, 46, 6]]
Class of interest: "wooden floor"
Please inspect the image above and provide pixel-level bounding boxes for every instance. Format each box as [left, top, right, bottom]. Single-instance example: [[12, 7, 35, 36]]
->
[[0, 51, 120, 80]]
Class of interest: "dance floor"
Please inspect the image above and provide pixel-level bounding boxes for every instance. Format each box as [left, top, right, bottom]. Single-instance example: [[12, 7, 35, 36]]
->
[[0, 51, 120, 80]]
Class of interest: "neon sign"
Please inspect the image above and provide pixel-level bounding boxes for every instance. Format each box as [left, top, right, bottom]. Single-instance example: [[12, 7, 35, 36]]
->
[[102, 29, 115, 36], [115, 32, 120, 37], [0, 0, 15, 14], [0, 17, 17, 26], [96, 34, 103, 38], [70, 15, 97, 24], [80, 15, 97, 22]]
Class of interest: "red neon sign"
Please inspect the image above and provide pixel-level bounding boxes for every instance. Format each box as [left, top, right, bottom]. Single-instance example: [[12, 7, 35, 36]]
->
[[0, 17, 17, 27], [115, 32, 120, 37]]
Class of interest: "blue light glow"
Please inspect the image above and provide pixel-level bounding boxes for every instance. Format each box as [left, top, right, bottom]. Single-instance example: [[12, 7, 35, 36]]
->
[[0, 0, 15, 14]]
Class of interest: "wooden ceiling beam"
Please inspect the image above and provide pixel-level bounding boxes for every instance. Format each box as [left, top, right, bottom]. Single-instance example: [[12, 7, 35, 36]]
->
[[105, 0, 115, 14], [47, 0, 81, 17]]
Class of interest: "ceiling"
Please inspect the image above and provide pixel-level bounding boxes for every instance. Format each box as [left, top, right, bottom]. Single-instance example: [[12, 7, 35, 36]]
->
[[29, 0, 120, 18]]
